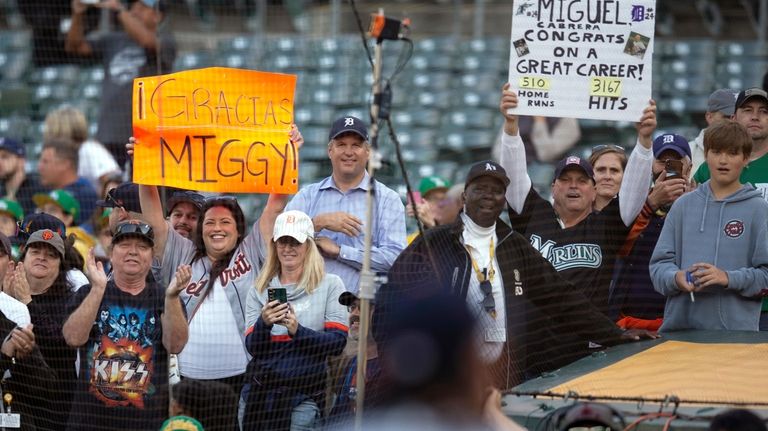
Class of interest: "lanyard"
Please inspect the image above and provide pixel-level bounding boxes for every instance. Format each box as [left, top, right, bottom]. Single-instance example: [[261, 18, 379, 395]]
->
[[465, 238, 495, 282]]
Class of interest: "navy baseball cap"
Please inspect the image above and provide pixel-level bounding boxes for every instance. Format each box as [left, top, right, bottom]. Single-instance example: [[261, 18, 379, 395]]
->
[[465, 160, 510, 188], [328, 116, 369, 141], [735, 87, 768, 110], [166, 190, 204, 215], [554, 155, 594, 181], [0, 137, 24, 157], [96, 183, 142, 213], [18, 213, 66, 241], [653, 134, 691, 159]]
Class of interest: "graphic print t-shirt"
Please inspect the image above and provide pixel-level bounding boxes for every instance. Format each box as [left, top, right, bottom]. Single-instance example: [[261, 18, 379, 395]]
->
[[67, 281, 169, 431]]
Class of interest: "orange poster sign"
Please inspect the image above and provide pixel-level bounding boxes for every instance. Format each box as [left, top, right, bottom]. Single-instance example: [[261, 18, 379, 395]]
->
[[132, 67, 298, 193]]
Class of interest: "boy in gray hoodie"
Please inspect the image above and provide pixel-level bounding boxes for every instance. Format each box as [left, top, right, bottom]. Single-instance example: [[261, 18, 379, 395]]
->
[[650, 121, 768, 331]]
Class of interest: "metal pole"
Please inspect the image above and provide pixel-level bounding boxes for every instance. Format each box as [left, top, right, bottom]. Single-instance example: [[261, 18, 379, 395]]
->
[[354, 10, 384, 429], [473, 0, 486, 39]]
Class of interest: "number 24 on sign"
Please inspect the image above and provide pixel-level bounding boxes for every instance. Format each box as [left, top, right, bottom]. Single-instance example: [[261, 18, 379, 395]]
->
[[590, 77, 622, 97]]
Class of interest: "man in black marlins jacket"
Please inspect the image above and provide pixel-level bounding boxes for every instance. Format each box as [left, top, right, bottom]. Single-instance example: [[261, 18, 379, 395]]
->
[[374, 160, 656, 390]]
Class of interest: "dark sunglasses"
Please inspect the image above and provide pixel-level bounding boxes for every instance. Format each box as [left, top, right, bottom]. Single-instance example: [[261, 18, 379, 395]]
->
[[591, 144, 625, 154], [114, 221, 154, 238], [479, 279, 495, 314]]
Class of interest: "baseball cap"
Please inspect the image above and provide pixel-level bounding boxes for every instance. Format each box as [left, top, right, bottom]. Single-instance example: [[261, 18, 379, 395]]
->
[[554, 156, 595, 182], [465, 160, 510, 188], [96, 183, 142, 213], [112, 220, 154, 246], [0, 232, 11, 257], [735, 87, 768, 110], [0, 137, 24, 157], [26, 229, 65, 259], [33, 189, 81, 220], [339, 291, 359, 306], [18, 213, 66, 241], [273, 210, 314, 243], [653, 134, 691, 159], [418, 176, 451, 198], [0, 199, 23, 221], [328, 116, 369, 141], [166, 190, 204, 215], [707, 89, 737, 115]]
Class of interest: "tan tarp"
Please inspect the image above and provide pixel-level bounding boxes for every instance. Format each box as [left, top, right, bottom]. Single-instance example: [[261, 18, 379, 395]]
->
[[549, 341, 768, 404]]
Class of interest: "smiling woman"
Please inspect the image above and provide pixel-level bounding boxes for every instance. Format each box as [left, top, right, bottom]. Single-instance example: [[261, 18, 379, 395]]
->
[[136, 125, 303, 409], [14, 229, 79, 429], [243, 210, 347, 430]]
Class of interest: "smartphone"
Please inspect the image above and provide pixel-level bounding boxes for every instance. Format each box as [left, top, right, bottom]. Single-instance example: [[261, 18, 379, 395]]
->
[[406, 191, 422, 206], [267, 287, 288, 304], [665, 159, 683, 179]]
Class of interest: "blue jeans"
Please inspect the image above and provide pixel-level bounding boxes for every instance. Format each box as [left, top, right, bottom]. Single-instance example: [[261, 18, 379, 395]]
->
[[291, 400, 319, 430], [760, 312, 768, 331]]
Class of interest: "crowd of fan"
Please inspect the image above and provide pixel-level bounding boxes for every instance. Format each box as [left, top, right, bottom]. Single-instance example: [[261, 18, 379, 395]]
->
[[0, 82, 765, 430], [0, 0, 766, 430]]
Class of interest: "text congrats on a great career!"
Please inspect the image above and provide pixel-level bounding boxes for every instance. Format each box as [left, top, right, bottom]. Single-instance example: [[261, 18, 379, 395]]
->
[[132, 67, 298, 194], [508, 0, 656, 122]]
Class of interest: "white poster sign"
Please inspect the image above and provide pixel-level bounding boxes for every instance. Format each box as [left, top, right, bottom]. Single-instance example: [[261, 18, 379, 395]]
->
[[507, 0, 657, 122]]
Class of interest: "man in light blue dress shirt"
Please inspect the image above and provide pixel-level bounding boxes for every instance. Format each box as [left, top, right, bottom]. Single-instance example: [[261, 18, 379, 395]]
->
[[285, 116, 406, 293]]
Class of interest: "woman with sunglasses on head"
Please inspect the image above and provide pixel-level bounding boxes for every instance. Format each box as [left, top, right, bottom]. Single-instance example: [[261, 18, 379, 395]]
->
[[133, 126, 303, 407], [243, 210, 347, 431], [589, 145, 628, 211]]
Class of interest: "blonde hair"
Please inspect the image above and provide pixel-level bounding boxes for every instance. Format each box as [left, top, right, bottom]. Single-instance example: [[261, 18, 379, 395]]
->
[[43, 105, 88, 145], [255, 237, 326, 295]]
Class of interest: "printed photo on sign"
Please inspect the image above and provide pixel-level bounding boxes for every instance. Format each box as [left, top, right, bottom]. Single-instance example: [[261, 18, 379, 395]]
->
[[514, 39, 530, 57], [623, 32, 651, 59]]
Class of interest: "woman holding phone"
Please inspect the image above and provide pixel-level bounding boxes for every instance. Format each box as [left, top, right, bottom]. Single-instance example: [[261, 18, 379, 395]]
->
[[243, 210, 348, 431]]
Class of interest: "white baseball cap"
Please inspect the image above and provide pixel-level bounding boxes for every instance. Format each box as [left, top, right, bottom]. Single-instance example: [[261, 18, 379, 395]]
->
[[273, 210, 315, 243]]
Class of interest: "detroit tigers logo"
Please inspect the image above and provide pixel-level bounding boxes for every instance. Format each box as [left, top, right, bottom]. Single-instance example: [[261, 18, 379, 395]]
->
[[566, 156, 581, 165], [723, 220, 744, 238], [344, 117, 355, 127], [662, 134, 675, 144], [529, 234, 602, 271], [485, 162, 497, 171]]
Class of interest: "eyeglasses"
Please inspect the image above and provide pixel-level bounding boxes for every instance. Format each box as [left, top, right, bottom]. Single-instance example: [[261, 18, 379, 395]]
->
[[114, 221, 154, 239], [591, 144, 625, 154], [479, 279, 495, 314]]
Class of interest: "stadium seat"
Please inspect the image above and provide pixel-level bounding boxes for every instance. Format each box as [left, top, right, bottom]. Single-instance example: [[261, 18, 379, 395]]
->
[[174, 51, 213, 71], [441, 109, 496, 130], [294, 104, 334, 127], [0, 82, 31, 116], [462, 37, 509, 55], [416, 37, 459, 55]]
